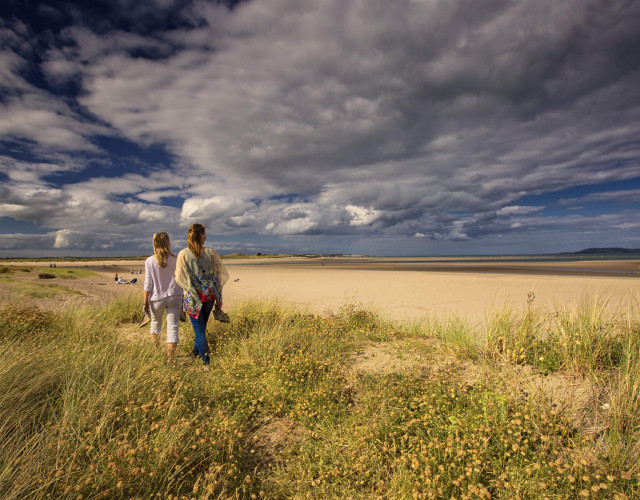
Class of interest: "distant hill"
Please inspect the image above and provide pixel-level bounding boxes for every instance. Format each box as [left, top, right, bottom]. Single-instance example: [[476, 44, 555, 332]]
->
[[566, 247, 640, 255]]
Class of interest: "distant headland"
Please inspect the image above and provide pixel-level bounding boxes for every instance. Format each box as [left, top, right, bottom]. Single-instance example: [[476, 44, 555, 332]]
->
[[562, 247, 640, 255]]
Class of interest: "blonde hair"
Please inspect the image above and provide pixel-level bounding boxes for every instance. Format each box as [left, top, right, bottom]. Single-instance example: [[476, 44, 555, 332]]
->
[[152, 232, 175, 268], [188, 223, 206, 259]]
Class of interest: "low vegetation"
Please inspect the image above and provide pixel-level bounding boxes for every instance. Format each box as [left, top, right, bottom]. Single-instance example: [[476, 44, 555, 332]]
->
[[0, 257, 147, 263], [0, 293, 638, 499], [0, 265, 99, 279], [0, 278, 84, 300], [0, 266, 96, 301], [1, 266, 33, 274], [222, 254, 294, 259], [38, 267, 99, 279]]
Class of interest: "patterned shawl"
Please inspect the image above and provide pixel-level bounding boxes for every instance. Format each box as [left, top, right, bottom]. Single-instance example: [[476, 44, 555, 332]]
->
[[175, 247, 229, 318]]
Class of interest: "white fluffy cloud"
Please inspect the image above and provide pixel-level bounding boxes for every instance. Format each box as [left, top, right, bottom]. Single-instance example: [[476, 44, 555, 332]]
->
[[346, 205, 382, 226], [497, 206, 544, 216], [181, 196, 255, 221], [265, 218, 316, 235]]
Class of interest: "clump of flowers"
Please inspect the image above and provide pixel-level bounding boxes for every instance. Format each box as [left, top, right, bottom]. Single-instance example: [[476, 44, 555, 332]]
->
[[268, 367, 637, 499]]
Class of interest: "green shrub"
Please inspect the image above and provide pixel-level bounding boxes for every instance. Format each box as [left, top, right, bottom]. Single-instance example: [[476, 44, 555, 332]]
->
[[38, 273, 56, 279]]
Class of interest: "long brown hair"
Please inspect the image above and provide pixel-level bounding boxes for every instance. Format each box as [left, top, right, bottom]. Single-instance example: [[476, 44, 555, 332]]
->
[[188, 223, 206, 258], [153, 232, 175, 268]]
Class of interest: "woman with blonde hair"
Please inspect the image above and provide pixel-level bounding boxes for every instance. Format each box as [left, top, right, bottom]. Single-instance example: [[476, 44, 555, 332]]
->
[[175, 223, 229, 369], [143, 232, 182, 356]]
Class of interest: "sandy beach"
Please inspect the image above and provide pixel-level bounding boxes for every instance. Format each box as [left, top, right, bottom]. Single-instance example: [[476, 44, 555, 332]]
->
[[3, 256, 637, 326], [222, 258, 639, 325]]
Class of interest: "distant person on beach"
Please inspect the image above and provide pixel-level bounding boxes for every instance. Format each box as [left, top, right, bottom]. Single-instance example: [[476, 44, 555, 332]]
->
[[143, 232, 183, 357], [175, 223, 229, 370]]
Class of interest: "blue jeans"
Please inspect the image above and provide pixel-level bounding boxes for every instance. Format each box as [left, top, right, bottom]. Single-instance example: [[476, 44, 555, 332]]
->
[[189, 300, 214, 365]]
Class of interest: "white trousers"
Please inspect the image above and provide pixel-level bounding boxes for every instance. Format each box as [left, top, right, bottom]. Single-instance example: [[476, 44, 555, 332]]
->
[[149, 294, 182, 343]]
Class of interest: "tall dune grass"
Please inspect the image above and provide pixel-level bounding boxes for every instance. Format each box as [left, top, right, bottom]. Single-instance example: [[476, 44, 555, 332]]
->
[[0, 293, 638, 498]]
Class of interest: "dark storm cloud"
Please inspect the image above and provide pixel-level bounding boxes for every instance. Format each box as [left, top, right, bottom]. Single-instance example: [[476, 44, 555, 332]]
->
[[0, 232, 56, 251], [78, 1, 640, 198]]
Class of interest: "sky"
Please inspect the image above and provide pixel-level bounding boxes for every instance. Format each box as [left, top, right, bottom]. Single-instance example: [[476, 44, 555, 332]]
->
[[1, 0, 639, 257]]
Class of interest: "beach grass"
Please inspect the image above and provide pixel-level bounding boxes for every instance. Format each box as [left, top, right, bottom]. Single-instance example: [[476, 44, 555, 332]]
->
[[0, 294, 638, 499]]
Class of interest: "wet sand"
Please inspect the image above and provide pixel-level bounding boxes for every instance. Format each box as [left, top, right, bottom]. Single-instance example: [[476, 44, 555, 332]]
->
[[2, 257, 638, 325]]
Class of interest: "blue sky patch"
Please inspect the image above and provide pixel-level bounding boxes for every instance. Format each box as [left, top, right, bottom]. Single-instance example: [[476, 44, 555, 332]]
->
[[0, 216, 51, 234]]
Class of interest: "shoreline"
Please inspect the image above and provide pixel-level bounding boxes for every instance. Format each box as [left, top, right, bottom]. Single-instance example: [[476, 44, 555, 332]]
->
[[3, 255, 636, 273]]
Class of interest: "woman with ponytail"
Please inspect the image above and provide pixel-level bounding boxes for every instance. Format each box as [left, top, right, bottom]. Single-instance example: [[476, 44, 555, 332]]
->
[[175, 223, 229, 369], [143, 232, 182, 357]]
